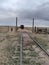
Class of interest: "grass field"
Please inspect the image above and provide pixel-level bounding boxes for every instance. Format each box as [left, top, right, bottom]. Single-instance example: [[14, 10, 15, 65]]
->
[[33, 33, 49, 51], [0, 28, 49, 65], [0, 32, 20, 65]]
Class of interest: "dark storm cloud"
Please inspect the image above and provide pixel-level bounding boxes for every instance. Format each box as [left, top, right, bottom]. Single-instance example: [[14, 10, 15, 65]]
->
[[35, 2, 49, 21], [18, 2, 49, 21]]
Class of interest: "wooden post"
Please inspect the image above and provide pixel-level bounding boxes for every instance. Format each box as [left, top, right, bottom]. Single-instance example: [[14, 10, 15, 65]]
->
[[35, 26, 36, 33], [16, 17, 18, 31], [32, 18, 34, 32]]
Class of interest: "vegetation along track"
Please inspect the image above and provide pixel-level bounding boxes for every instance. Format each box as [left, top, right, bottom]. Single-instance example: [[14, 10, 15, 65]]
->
[[28, 33, 49, 57], [19, 31, 49, 65], [0, 33, 20, 65]]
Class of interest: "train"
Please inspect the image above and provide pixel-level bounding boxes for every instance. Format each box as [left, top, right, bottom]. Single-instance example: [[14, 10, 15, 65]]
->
[[34, 27, 49, 34]]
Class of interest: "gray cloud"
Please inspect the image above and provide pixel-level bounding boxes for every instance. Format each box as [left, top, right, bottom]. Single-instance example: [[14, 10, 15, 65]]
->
[[17, 1, 49, 21], [0, 0, 49, 21], [0, 0, 49, 26]]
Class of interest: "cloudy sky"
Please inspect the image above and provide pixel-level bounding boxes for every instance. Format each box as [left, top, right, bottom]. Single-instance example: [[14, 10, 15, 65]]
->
[[0, 0, 49, 27]]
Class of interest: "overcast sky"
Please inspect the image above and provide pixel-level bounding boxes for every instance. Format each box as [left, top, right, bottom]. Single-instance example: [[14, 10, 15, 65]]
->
[[0, 0, 49, 27]]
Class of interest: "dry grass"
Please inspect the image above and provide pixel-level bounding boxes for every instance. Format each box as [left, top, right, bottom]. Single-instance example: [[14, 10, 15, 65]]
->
[[0, 32, 20, 65], [33, 33, 49, 50], [0, 27, 49, 65]]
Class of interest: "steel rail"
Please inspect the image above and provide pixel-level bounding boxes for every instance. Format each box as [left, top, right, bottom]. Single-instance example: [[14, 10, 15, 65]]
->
[[19, 33, 23, 65]]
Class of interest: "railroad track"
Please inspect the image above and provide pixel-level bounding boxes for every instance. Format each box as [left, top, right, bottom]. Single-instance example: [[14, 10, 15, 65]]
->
[[27, 33, 49, 57], [19, 31, 49, 65], [22, 32, 49, 57], [19, 32, 23, 65]]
